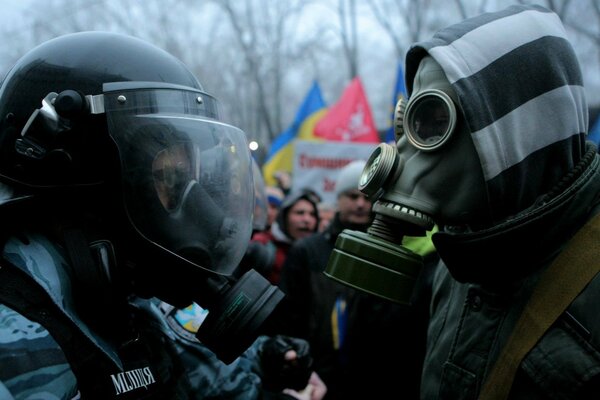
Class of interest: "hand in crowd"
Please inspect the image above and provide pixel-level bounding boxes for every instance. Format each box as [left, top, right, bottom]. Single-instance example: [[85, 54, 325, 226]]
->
[[261, 335, 325, 398], [274, 171, 292, 193], [283, 371, 327, 400]]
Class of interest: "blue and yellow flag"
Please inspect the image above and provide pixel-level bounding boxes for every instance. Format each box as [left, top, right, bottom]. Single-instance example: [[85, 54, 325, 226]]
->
[[588, 115, 600, 147], [262, 81, 327, 187], [384, 62, 407, 143]]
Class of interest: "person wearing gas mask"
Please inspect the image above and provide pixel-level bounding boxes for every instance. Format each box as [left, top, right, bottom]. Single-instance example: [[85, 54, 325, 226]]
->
[[324, 5, 600, 399], [0, 32, 325, 399]]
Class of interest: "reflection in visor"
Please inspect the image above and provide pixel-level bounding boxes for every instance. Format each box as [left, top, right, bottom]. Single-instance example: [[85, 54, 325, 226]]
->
[[405, 90, 456, 151], [153, 143, 194, 211]]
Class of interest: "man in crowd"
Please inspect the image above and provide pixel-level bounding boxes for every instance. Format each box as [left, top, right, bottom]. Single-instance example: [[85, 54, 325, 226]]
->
[[250, 189, 320, 285]]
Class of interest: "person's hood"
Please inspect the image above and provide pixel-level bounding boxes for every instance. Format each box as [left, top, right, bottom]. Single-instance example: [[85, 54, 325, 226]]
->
[[402, 5, 600, 287], [274, 189, 320, 241], [405, 4, 587, 224]]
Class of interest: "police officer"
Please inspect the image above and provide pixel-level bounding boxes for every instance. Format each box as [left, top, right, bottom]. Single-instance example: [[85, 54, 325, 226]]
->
[[0, 32, 323, 399]]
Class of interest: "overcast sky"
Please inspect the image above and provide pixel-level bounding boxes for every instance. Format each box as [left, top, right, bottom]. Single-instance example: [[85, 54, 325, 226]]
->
[[0, 0, 598, 138]]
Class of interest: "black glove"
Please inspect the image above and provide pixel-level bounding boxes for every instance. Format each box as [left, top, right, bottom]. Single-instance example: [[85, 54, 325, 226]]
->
[[260, 335, 313, 392], [238, 241, 276, 278]]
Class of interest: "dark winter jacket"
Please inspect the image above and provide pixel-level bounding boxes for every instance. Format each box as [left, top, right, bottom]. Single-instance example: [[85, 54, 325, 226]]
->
[[0, 230, 276, 399]]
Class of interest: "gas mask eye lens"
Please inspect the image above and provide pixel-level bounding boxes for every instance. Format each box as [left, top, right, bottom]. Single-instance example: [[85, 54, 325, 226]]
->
[[361, 157, 379, 187], [412, 98, 449, 140], [405, 89, 456, 151]]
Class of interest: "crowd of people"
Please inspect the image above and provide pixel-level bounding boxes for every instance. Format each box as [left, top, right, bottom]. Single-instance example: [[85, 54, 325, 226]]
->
[[1, 4, 600, 400]]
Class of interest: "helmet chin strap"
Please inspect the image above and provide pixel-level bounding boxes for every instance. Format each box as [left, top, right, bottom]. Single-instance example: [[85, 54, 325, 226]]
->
[[61, 225, 134, 341], [62, 227, 111, 301]]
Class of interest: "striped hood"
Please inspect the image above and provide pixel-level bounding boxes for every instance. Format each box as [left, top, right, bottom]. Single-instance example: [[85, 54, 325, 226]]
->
[[405, 4, 587, 222], [403, 5, 600, 285]]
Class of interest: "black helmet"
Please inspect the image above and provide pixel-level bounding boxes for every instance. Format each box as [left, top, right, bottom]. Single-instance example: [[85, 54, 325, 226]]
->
[[0, 30, 258, 294], [0, 31, 204, 188]]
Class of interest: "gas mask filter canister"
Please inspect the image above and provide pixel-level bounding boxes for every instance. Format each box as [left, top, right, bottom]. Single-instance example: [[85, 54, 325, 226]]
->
[[324, 143, 425, 305]]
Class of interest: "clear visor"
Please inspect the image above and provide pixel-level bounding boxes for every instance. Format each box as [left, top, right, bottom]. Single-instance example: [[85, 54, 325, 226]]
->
[[104, 83, 254, 275], [404, 89, 456, 151]]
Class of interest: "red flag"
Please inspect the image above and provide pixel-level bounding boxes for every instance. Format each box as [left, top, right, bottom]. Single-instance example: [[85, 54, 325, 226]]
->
[[313, 77, 379, 143]]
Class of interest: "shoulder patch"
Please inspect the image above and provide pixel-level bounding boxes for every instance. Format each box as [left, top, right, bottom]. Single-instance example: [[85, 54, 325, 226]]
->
[[161, 302, 208, 342]]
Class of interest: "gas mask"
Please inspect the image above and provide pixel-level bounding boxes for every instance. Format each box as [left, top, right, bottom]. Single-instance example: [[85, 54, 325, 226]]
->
[[325, 56, 488, 304]]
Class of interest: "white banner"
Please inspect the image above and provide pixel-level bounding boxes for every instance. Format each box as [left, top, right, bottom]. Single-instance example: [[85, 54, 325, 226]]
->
[[292, 140, 378, 205]]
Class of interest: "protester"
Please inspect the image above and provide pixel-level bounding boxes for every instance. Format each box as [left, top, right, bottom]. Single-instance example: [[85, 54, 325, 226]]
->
[[358, 5, 600, 398], [250, 189, 320, 285], [317, 202, 336, 232], [0, 31, 325, 399], [265, 185, 285, 230], [278, 160, 435, 399]]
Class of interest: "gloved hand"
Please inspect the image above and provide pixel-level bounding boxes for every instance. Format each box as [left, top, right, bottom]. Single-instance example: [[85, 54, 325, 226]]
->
[[260, 335, 314, 392]]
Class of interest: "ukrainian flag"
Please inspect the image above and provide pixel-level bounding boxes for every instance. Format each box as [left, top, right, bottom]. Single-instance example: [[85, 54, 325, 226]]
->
[[588, 115, 600, 148], [384, 62, 407, 143], [262, 81, 327, 187]]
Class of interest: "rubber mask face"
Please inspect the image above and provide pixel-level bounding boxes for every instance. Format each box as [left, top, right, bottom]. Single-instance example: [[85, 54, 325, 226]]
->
[[393, 56, 489, 229]]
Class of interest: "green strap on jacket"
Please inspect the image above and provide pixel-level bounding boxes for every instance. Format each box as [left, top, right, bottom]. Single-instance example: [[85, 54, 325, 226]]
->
[[479, 213, 600, 400]]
